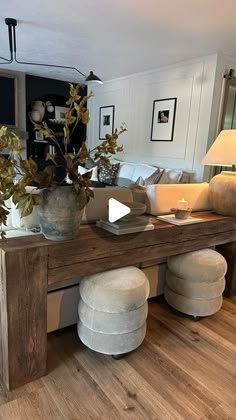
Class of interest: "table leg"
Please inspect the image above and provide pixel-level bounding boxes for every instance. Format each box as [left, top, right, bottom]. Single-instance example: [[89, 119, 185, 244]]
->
[[216, 242, 236, 297], [0, 246, 48, 390]]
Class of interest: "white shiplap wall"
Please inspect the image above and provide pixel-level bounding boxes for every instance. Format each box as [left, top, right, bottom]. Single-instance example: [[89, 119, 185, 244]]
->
[[87, 54, 218, 181]]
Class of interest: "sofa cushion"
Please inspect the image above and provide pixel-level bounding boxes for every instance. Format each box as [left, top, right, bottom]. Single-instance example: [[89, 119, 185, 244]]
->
[[98, 162, 120, 186], [115, 160, 186, 186], [158, 168, 183, 184], [145, 183, 211, 216], [115, 161, 136, 187], [81, 186, 133, 223], [132, 164, 156, 182], [143, 168, 164, 185]]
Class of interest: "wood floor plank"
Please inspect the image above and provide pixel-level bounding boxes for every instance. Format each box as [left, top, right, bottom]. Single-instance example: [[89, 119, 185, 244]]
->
[[42, 337, 119, 420], [0, 298, 235, 419], [0, 387, 64, 420], [200, 401, 236, 420], [150, 303, 236, 373], [146, 309, 236, 403], [127, 342, 219, 419], [74, 346, 185, 420]]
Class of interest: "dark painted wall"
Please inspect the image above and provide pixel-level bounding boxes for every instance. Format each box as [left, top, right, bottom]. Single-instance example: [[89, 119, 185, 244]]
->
[[26, 75, 87, 164]]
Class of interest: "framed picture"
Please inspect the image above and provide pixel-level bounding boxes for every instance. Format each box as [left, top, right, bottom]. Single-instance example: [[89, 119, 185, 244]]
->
[[0, 73, 18, 128], [35, 131, 44, 141], [150, 97, 177, 142], [54, 106, 69, 120], [99, 105, 115, 140]]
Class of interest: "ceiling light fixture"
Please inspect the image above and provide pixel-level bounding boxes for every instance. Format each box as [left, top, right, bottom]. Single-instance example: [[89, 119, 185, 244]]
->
[[0, 18, 103, 84]]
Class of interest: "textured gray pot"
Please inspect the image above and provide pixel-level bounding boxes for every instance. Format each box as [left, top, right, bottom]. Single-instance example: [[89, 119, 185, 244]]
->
[[38, 186, 81, 241]]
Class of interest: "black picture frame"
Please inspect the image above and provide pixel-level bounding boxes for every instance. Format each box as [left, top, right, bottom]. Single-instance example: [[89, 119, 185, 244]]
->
[[99, 105, 115, 140], [150, 97, 177, 142]]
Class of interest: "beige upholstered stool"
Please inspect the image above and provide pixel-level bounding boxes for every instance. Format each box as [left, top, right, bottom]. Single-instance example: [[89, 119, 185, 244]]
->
[[78, 266, 149, 356], [164, 249, 227, 317]]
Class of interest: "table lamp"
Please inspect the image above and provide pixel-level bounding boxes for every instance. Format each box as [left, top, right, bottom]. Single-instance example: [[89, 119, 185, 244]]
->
[[202, 129, 236, 216]]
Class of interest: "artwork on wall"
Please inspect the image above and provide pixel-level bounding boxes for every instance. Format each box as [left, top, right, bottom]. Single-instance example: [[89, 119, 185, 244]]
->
[[150, 97, 177, 142], [35, 131, 44, 141], [99, 105, 115, 139], [54, 106, 69, 121]]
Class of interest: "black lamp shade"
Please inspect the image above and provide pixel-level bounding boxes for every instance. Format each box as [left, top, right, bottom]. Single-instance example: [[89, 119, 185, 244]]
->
[[85, 71, 103, 84]]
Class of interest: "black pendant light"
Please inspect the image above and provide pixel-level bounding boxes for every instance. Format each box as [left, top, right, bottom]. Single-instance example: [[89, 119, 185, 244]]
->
[[0, 18, 103, 84]]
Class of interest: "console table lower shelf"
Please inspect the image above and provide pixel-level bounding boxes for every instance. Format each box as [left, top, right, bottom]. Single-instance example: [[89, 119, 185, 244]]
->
[[0, 212, 236, 391]]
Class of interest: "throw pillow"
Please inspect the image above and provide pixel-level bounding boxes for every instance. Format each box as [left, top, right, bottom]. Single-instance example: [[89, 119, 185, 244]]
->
[[85, 157, 98, 170], [158, 169, 183, 184], [143, 168, 164, 185], [78, 165, 98, 182], [98, 162, 120, 186]]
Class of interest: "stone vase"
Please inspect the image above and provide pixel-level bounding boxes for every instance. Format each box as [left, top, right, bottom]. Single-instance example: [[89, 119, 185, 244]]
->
[[38, 186, 81, 241], [31, 101, 45, 122]]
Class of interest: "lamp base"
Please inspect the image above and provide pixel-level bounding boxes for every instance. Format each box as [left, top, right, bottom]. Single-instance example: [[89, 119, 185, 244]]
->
[[209, 171, 236, 216]]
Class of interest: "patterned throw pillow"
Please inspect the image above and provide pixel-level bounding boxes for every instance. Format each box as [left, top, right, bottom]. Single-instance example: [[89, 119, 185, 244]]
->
[[98, 162, 120, 186]]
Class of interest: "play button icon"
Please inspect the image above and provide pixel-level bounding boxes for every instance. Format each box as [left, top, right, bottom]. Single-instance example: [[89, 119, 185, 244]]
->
[[108, 198, 130, 223]]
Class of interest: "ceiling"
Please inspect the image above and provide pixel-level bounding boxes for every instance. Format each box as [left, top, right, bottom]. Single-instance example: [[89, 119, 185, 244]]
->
[[0, 0, 236, 82]]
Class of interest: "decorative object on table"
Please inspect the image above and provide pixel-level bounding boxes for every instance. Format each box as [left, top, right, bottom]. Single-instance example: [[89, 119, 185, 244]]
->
[[157, 214, 203, 225], [54, 106, 70, 122], [150, 97, 177, 142], [78, 266, 149, 356], [31, 101, 45, 122], [97, 215, 153, 235], [119, 201, 146, 221], [29, 109, 41, 123], [48, 118, 66, 125], [0, 84, 125, 239], [99, 105, 115, 140], [46, 101, 54, 113], [202, 129, 236, 216], [165, 249, 227, 317], [176, 197, 188, 210], [170, 207, 192, 220]]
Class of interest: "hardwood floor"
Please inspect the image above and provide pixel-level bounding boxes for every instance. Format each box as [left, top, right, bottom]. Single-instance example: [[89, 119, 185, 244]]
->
[[0, 297, 236, 419]]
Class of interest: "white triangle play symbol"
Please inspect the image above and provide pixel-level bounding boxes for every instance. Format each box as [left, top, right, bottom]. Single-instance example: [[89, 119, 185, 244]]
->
[[108, 198, 131, 223]]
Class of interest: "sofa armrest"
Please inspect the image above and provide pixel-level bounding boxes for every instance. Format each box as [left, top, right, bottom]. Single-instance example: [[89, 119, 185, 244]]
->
[[145, 183, 211, 216]]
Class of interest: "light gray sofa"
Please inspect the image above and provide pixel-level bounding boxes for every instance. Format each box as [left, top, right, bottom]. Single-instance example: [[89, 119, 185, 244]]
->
[[83, 159, 196, 187]]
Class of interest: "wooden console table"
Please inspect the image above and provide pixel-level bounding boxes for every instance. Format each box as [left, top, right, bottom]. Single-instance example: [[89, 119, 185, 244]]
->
[[0, 212, 236, 391]]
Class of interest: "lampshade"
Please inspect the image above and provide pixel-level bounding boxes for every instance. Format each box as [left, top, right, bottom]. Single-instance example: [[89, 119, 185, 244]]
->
[[202, 129, 236, 216], [202, 129, 236, 166]]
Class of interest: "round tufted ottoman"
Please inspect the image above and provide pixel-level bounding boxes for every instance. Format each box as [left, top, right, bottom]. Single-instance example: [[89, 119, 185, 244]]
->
[[78, 266, 149, 356], [164, 249, 227, 317]]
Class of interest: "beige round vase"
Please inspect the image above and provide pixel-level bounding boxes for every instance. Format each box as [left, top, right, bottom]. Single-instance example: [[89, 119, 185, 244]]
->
[[209, 171, 236, 216]]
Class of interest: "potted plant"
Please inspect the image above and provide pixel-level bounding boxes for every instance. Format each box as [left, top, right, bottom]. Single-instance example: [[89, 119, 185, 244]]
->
[[0, 84, 125, 240]]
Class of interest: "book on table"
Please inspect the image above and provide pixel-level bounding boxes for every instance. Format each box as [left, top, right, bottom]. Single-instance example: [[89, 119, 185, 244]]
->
[[96, 216, 154, 235]]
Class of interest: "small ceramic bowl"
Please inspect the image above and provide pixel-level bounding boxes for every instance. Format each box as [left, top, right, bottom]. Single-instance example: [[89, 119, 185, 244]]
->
[[120, 202, 146, 221], [170, 207, 192, 220]]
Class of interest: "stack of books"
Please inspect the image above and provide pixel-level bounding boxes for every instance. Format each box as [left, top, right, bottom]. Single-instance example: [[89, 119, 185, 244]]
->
[[96, 216, 154, 235]]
